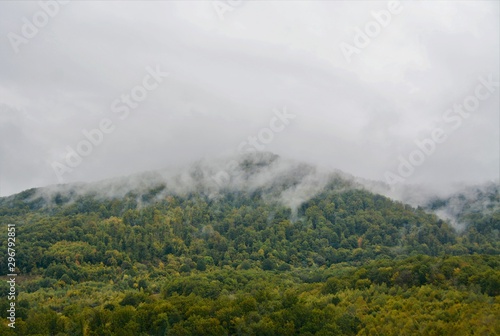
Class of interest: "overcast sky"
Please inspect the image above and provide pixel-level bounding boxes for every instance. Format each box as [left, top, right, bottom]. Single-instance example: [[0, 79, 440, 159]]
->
[[0, 0, 498, 197]]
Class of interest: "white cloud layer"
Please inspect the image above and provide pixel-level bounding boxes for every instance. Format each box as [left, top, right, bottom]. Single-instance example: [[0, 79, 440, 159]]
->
[[0, 0, 498, 196]]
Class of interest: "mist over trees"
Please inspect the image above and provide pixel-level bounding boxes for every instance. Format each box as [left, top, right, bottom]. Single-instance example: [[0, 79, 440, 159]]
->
[[0, 155, 498, 335]]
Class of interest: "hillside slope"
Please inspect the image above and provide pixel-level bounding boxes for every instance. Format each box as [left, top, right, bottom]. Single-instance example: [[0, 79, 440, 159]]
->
[[0, 154, 499, 335]]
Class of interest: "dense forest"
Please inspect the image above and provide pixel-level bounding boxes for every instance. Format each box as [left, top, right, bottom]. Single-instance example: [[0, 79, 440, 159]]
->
[[0, 155, 499, 335]]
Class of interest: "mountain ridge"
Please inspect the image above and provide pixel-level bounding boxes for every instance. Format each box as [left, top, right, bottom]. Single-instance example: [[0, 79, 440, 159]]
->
[[1, 153, 499, 335], [1, 152, 497, 232]]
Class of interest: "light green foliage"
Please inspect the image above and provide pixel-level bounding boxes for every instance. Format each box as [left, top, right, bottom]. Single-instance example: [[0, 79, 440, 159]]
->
[[0, 183, 498, 335]]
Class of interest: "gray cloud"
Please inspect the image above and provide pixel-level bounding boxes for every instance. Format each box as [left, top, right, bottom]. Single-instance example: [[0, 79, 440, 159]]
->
[[0, 0, 498, 197]]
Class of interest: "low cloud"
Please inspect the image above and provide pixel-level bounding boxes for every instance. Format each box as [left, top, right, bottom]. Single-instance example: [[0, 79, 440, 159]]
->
[[0, 1, 498, 199]]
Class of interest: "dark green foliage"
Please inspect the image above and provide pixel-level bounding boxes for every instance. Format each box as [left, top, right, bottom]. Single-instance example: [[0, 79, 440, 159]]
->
[[0, 181, 499, 335], [261, 259, 276, 271]]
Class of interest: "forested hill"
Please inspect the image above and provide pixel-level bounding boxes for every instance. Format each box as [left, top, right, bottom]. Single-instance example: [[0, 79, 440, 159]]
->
[[0, 153, 499, 335]]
